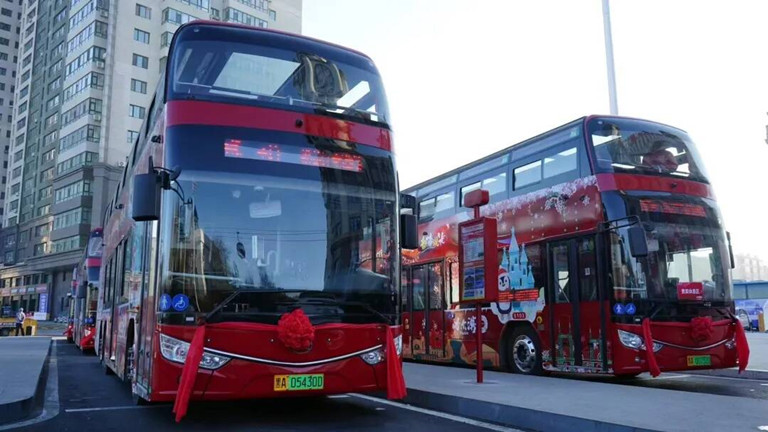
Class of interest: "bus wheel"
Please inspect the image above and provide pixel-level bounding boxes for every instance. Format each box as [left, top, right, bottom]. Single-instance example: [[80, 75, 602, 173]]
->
[[132, 392, 150, 406], [508, 327, 543, 375]]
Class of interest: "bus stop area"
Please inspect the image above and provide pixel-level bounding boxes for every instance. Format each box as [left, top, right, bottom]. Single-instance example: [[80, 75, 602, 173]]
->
[[0, 337, 50, 425], [400, 361, 768, 432]]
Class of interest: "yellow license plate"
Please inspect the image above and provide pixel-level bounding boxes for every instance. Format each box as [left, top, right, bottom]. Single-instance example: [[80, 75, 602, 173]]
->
[[273, 374, 324, 391], [686, 355, 711, 367]]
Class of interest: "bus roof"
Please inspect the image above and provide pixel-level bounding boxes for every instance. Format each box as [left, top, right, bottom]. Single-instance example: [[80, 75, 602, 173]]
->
[[175, 20, 374, 62], [402, 114, 689, 197], [402, 116, 586, 196]]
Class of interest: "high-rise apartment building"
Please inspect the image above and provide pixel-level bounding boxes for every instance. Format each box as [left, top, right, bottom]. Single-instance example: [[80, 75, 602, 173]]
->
[[0, 1, 24, 229], [0, 0, 302, 319]]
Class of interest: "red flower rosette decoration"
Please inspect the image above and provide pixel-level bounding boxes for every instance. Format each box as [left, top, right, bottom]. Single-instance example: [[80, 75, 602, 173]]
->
[[690, 316, 714, 342], [277, 309, 315, 352]]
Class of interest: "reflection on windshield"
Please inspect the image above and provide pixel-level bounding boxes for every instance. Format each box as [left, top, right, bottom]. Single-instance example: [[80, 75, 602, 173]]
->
[[159, 152, 397, 324], [609, 199, 731, 304], [171, 39, 389, 124], [589, 118, 708, 182]]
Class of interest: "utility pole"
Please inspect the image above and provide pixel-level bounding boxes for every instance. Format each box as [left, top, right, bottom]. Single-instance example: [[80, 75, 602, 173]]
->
[[602, 0, 619, 115]]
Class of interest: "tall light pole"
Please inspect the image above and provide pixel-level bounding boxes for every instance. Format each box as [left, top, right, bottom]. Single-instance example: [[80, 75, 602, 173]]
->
[[602, 0, 619, 115]]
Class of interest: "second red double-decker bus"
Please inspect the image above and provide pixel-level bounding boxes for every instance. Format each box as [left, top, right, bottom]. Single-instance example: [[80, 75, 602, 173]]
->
[[401, 115, 748, 377], [71, 228, 102, 351], [96, 21, 414, 418]]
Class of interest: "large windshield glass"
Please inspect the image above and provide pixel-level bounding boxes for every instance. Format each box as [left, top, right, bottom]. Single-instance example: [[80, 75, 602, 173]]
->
[[607, 195, 731, 306], [588, 117, 709, 183], [169, 24, 390, 126], [158, 128, 398, 325]]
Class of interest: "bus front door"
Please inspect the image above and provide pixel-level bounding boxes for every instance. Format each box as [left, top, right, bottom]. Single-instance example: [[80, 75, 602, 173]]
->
[[548, 238, 603, 371], [409, 262, 446, 360]]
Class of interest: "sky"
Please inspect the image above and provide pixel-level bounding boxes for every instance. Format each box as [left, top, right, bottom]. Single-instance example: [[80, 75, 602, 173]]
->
[[303, 0, 768, 261]]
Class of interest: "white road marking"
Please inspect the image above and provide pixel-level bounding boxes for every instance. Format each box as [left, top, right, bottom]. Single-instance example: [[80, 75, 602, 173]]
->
[[327, 394, 350, 399], [689, 374, 768, 384], [636, 374, 690, 381], [0, 343, 61, 431], [351, 394, 523, 432], [65, 405, 163, 413]]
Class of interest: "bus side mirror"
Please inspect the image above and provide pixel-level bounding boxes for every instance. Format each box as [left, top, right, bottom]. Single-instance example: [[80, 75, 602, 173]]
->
[[400, 213, 419, 250], [627, 226, 648, 258], [132, 173, 161, 221]]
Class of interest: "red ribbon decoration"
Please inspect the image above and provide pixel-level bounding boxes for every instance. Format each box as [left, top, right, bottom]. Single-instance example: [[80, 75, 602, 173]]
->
[[277, 309, 315, 351], [733, 318, 750, 373], [172, 320, 407, 422], [641, 318, 661, 377], [172, 325, 206, 422], [385, 326, 407, 400], [690, 316, 714, 342]]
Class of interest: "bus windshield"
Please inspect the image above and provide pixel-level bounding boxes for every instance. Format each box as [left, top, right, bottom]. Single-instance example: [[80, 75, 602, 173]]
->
[[158, 131, 398, 325], [588, 117, 709, 183], [609, 195, 732, 306], [169, 25, 390, 126]]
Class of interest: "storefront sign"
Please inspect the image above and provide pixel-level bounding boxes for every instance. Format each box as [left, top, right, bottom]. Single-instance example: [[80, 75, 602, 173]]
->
[[0, 288, 9, 296], [35, 285, 47, 294], [26, 287, 35, 294]]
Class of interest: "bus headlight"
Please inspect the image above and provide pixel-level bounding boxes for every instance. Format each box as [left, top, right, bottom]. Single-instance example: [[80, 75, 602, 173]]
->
[[360, 348, 385, 365], [618, 330, 662, 352], [159, 334, 231, 370]]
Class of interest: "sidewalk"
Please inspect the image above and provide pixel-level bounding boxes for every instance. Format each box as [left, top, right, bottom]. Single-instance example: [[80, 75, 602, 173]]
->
[[401, 362, 768, 432], [0, 337, 51, 425]]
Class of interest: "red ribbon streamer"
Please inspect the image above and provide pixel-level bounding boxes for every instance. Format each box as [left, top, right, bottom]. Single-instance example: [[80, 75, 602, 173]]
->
[[734, 319, 750, 373], [385, 326, 406, 400], [172, 322, 407, 422], [172, 325, 206, 422], [641, 318, 661, 377]]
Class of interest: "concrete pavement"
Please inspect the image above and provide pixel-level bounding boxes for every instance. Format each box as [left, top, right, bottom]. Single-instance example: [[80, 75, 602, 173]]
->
[[401, 362, 768, 432], [0, 337, 50, 425]]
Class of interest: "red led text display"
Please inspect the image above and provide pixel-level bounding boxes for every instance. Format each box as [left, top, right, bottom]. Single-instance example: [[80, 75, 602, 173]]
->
[[639, 200, 707, 217], [224, 139, 363, 172]]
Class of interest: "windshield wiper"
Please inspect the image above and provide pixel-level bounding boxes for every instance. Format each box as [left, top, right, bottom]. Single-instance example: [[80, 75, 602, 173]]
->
[[314, 102, 385, 124], [296, 297, 391, 324]]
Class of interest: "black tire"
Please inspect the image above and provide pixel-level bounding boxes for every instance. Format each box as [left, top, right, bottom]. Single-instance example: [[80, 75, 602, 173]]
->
[[132, 392, 150, 406], [104, 360, 115, 376], [506, 326, 543, 375]]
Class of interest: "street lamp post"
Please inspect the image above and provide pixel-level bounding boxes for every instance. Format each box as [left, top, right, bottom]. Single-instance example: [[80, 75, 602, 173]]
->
[[602, 0, 619, 115]]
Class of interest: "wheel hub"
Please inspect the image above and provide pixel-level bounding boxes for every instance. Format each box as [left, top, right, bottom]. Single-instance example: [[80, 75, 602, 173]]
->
[[513, 336, 537, 373]]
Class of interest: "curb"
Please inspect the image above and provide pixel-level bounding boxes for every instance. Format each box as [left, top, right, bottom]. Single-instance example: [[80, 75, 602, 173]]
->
[[686, 368, 768, 381], [401, 388, 660, 432], [0, 340, 51, 426]]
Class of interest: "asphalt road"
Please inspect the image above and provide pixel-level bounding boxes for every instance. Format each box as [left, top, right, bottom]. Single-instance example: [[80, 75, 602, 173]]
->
[[7, 341, 519, 432]]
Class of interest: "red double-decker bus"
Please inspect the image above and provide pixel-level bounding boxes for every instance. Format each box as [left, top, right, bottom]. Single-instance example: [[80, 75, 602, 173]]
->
[[96, 22, 414, 418], [401, 116, 749, 377], [70, 228, 102, 351]]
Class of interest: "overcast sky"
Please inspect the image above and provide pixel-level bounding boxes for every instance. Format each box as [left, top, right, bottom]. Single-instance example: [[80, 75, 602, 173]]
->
[[303, 0, 768, 261]]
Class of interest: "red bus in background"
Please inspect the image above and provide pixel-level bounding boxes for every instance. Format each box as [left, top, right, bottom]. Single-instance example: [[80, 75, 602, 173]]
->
[[401, 116, 749, 377], [96, 21, 412, 417], [70, 228, 102, 351]]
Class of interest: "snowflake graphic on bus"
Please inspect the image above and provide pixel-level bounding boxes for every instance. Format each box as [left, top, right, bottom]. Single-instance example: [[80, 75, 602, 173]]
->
[[492, 227, 545, 323]]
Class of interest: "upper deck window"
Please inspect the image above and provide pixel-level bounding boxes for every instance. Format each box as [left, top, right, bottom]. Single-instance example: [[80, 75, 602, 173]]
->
[[168, 25, 390, 126], [588, 118, 708, 183]]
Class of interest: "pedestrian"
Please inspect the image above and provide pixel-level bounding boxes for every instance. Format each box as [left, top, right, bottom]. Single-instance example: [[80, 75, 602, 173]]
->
[[15, 307, 25, 336]]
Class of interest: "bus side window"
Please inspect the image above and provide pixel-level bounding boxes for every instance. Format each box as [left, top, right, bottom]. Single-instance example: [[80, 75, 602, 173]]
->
[[419, 198, 435, 223]]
